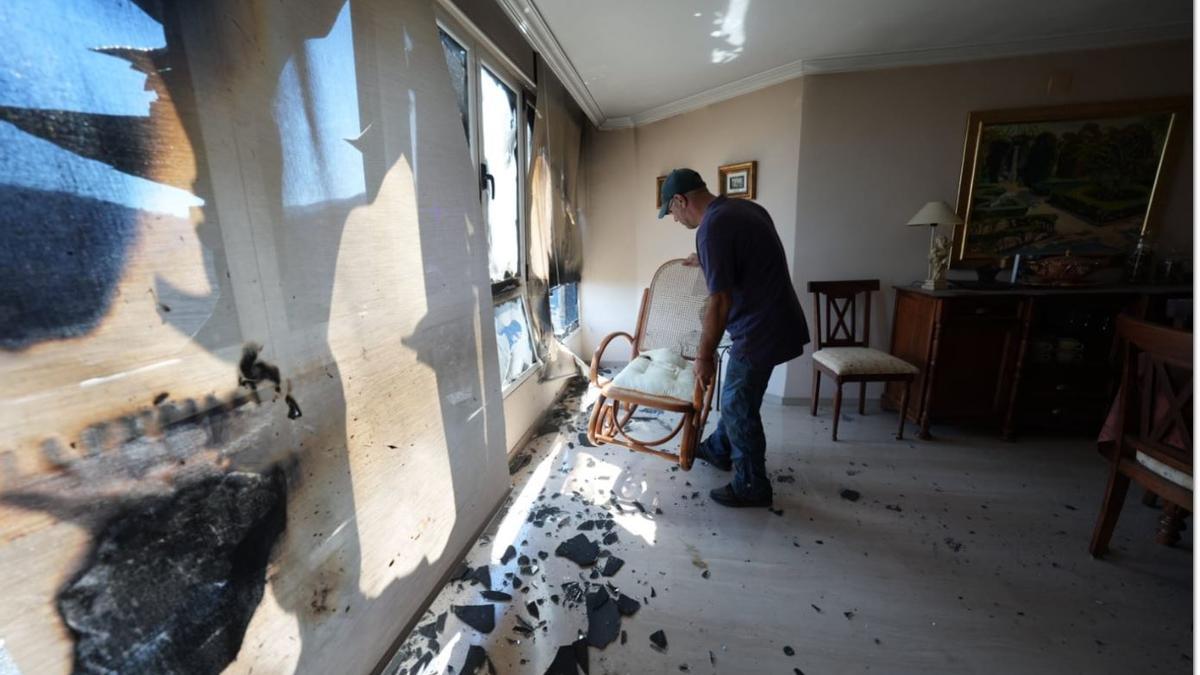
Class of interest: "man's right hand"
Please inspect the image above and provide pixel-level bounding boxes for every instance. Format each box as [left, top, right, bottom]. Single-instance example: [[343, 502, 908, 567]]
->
[[682, 253, 700, 267]]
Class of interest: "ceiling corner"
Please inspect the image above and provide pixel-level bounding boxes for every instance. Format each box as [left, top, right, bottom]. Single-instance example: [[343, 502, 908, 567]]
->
[[494, 0, 607, 127]]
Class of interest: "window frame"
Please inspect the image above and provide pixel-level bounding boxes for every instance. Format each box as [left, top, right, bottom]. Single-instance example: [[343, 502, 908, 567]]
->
[[477, 58, 526, 296], [435, 7, 540, 396]]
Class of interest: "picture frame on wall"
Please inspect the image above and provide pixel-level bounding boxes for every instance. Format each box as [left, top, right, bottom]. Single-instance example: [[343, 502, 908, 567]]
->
[[655, 175, 667, 209], [718, 161, 757, 200], [953, 98, 1186, 266]]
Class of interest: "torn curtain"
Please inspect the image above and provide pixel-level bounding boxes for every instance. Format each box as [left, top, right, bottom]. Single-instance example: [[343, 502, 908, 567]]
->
[[525, 59, 586, 380]]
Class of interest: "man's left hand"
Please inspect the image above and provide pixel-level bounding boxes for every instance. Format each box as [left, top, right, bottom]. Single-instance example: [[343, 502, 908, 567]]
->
[[693, 353, 716, 385]]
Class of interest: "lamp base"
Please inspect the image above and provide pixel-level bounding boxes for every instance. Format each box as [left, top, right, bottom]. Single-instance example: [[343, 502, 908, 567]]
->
[[921, 278, 948, 291]]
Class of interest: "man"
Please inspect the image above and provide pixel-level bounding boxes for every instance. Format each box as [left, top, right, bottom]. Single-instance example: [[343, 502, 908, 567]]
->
[[658, 168, 809, 508]]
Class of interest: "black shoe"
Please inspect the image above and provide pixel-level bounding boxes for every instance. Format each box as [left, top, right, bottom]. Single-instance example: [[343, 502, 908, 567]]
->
[[693, 442, 732, 471], [709, 484, 772, 508]]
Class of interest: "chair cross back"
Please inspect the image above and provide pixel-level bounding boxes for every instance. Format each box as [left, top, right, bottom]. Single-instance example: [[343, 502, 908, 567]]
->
[[808, 279, 878, 349], [1089, 314, 1193, 557], [806, 279, 916, 442], [1118, 315, 1193, 464]]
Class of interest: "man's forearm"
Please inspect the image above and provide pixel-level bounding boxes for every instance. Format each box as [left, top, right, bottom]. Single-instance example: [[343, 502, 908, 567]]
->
[[698, 292, 731, 359]]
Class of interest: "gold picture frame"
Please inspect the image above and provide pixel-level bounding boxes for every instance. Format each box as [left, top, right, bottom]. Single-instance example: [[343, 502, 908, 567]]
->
[[718, 161, 756, 200], [953, 97, 1186, 266], [655, 175, 667, 209]]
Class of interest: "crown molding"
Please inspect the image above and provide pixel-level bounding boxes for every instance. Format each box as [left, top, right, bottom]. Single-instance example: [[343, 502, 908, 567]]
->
[[801, 22, 1192, 75], [490, 5, 1188, 132], [599, 57, 806, 130], [494, 0, 606, 127]]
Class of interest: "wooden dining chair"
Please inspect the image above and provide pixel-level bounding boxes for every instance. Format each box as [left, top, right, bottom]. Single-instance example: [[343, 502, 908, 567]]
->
[[587, 259, 716, 469], [1089, 315, 1193, 557], [808, 280, 918, 441]]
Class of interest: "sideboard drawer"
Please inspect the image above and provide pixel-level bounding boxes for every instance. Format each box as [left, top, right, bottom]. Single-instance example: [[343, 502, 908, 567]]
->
[[942, 297, 1022, 320]]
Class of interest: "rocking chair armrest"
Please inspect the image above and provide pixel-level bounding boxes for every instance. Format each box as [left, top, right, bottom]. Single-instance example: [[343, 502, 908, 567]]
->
[[590, 331, 636, 387], [692, 374, 716, 429]]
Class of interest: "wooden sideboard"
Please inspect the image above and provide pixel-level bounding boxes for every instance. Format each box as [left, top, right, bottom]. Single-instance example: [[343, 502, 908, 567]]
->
[[882, 284, 1191, 440]]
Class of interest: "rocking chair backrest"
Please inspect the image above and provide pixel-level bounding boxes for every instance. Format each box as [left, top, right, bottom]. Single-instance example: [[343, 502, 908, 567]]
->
[[635, 259, 709, 360]]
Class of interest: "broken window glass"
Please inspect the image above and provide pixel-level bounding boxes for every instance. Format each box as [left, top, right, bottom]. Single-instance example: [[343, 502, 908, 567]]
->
[[480, 66, 519, 286], [549, 282, 579, 338], [494, 296, 536, 387], [438, 29, 469, 143]]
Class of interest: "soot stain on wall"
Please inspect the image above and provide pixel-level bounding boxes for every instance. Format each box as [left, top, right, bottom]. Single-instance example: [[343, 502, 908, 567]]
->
[[57, 468, 288, 675]]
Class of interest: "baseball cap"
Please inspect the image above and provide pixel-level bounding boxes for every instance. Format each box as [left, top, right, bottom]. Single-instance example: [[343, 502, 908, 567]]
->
[[657, 168, 706, 218]]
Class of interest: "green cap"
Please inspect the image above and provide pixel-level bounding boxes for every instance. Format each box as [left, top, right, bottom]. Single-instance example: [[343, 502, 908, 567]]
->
[[657, 168, 706, 218]]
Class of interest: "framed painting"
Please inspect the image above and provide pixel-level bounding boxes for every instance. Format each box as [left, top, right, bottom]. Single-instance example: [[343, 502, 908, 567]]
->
[[655, 175, 667, 209], [718, 161, 756, 200], [953, 98, 1186, 266]]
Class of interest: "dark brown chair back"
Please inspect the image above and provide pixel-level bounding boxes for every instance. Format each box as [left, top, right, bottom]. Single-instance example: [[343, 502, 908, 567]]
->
[[806, 280, 880, 350], [1115, 315, 1193, 468]]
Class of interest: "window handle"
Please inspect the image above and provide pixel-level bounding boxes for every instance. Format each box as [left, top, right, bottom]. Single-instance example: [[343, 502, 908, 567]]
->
[[481, 162, 495, 200]]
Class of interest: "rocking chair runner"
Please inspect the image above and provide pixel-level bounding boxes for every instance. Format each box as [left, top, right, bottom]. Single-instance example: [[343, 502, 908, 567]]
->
[[587, 259, 716, 469]]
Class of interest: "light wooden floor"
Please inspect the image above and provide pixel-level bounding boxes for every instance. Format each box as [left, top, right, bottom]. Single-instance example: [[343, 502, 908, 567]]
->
[[384, 384, 1192, 675]]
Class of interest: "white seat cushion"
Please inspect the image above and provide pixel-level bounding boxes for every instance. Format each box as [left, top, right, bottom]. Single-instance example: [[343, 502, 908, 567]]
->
[[812, 347, 918, 377], [1136, 451, 1193, 490], [609, 347, 695, 403]]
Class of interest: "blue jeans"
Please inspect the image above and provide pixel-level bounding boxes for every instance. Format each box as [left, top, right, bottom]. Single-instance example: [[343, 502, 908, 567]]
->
[[700, 353, 774, 500]]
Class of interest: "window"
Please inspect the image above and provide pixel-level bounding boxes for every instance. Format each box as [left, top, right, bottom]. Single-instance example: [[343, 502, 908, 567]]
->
[[549, 282, 579, 338], [494, 296, 535, 385], [479, 66, 519, 286], [438, 30, 469, 142], [436, 18, 537, 392]]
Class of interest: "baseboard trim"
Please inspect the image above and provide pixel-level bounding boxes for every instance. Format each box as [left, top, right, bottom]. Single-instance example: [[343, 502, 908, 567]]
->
[[764, 395, 880, 406], [506, 373, 577, 457]]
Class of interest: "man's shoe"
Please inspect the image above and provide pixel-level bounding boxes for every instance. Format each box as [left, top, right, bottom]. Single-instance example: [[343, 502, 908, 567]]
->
[[709, 484, 772, 508], [693, 442, 732, 471]]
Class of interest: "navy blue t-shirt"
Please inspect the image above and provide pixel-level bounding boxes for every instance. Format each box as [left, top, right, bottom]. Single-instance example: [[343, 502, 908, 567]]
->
[[696, 196, 809, 367]]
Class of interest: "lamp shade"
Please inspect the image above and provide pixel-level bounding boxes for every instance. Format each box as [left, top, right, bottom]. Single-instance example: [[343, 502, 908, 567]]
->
[[906, 201, 963, 226]]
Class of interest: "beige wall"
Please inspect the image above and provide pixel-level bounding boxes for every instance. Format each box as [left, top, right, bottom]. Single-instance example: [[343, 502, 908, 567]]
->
[[581, 78, 805, 398], [783, 40, 1193, 401], [581, 41, 1191, 405]]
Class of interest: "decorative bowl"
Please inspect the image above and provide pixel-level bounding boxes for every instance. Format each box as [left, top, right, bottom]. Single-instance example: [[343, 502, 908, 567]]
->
[[1025, 254, 1096, 284]]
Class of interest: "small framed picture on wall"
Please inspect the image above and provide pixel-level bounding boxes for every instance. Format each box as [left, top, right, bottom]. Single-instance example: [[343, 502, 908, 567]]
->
[[655, 175, 667, 208], [718, 161, 757, 200]]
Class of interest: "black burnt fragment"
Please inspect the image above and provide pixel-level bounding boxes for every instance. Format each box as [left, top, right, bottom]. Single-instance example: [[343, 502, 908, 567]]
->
[[57, 470, 287, 675], [238, 343, 281, 391], [616, 593, 640, 617], [556, 534, 599, 567], [544, 638, 589, 675], [460, 644, 496, 675], [585, 588, 620, 648], [452, 604, 496, 633], [601, 555, 624, 577]]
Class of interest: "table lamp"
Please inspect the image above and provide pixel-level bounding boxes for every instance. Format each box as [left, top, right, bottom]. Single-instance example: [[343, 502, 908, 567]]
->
[[907, 201, 963, 290]]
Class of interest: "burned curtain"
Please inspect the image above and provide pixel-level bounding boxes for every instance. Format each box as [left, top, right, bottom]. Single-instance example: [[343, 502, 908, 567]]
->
[[526, 59, 586, 380]]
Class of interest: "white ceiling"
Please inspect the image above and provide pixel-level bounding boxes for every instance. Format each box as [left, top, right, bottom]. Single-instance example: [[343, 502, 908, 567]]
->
[[501, 0, 1191, 128]]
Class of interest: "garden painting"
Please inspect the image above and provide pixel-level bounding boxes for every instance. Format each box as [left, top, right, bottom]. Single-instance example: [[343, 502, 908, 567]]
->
[[960, 111, 1176, 260]]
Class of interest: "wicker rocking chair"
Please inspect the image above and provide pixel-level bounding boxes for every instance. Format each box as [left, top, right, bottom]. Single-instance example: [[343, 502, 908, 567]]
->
[[587, 259, 716, 469]]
